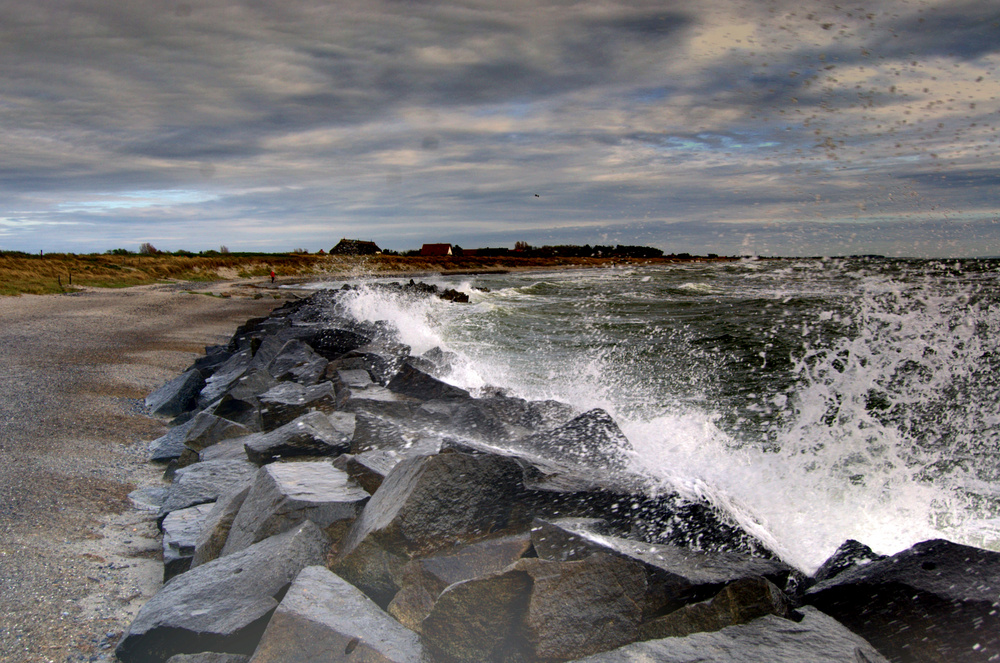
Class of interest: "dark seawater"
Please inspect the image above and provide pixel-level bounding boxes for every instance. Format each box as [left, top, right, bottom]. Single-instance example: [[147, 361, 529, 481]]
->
[[309, 257, 1000, 572]]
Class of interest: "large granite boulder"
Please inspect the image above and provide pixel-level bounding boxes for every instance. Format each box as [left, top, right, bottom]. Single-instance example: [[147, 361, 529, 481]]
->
[[221, 461, 369, 556], [147, 369, 205, 417], [811, 539, 886, 584], [333, 450, 404, 494], [334, 451, 529, 606], [531, 518, 791, 616], [266, 339, 327, 385], [567, 606, 888, 662], [258, 382, 336, 431], [386, 362, 471, 401], [116, 521, 329, 663], [387, 534, 533, 631], [162, 503, 216, 581], [243, 411, 351, 464], [158, 459, 258, 519], [198, 349, 255, 409], [299, 328, 372, 360], [639, 576, 794, 640], [805, 538, 1000, 662], [150, 418, 197, 462], [517, 409, 633, 473], [182, 413, 252, 454], [191, 484, 252, 568], [248, 566, 424, 663]]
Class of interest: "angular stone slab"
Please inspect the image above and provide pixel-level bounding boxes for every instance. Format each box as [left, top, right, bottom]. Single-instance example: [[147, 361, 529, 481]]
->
[[116, 521, 330, 663], [567, 606, 888, 663], [515, 553, 647, 660], [198, 349, 254, 409], [532, 518, 791, 616], [299, 328, 372, 360], [243, 411, 351, 464], [333, 450, 405, 495], [162, 503, 217, 581], [387, 534, 533, 631], [248, 566, 424, 663], [334, 451, 529, 607], [266, 339, 328, 386], [221, 461, 369, 556], [639, 576, 794, 641], [147, 369, 205, 417], [210, 394, 262, 433], [191, 484, 252, 568], [517, 408, 633, 472], [159, 459, 258, 519], [258, 382, 336, 431], [386, 362, 470, 401], [150, 418, 198, 462], [183, 413, 252, 453], [805, 538, 1000, 663], [811, 539, 886, 584]]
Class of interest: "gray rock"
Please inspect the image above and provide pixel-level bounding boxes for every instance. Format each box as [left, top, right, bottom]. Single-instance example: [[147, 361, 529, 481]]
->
[[333, 450, 405, 494], [334, 451, 529, 607], [191, 484, 252, 568], [221, 461, 369, 556], [517, 408, 633, 473], [301, 328, 372, 360], [116, 521, 330, 663], [350, 410, 443, 455], [258, 382, 336, 431], [162, 503, 217, 581], [147, 369, 205, 417], [210, 394, 262, 433], [248, 566, 424, 663], [159, 459, 257, 519], [531, 518, 791, 616], [129, 485, 171, 512], [198, 349, 254, 408], [149, 418, 197, 462], [226, 370, 279, 404], [639, 576, 794, 641], [183, 413, 252, 453], [515, 553, 647, 660], [567, 606, 888, 662], [266, 339, 328, 385], [805, 538, 1000, 663], [199, 437, 254, 463], [387, 362, 471, 401], [166, 654, 249, 663], [243, 411, 351, 464], [387, 534, 533, 631], [811, 539, 886, 584]]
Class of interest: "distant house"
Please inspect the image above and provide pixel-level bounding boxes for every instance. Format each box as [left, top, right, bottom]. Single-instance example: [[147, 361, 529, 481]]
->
[[420, 243, 453, 257], [330, 239, 381, 255]]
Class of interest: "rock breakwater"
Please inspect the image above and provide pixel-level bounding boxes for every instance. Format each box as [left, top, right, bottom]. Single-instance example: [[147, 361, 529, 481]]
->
[[121, 285, 999, 662]]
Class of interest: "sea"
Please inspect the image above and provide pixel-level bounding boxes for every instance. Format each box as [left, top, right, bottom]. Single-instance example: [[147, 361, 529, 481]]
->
[[305, 257, 1000, 574]]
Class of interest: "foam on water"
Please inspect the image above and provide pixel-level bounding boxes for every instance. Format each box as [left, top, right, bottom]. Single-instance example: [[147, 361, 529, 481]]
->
[[316, 261, 1000, 573]]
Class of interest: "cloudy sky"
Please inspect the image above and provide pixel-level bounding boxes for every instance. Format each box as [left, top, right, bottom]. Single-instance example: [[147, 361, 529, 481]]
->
[[1, 0, 998, 256]]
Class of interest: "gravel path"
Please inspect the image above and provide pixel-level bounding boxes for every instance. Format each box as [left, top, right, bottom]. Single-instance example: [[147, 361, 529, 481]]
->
[[0, 282, 295, 663]]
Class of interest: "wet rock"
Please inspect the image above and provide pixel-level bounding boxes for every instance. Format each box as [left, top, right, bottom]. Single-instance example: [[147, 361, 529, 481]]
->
[[638, 576, 794, 640], [116, 521, 329, 663], [805, 538, 1000, 663], [258, 382, 336, 431], [243, 411, 351, 464], [531, 518, 791, 616], [191, 485, 252, 568], [330, 368, 374, 405], [567, 606, 888, 663], [419, 566, 533, 663], [166, 653, 249, 663], [332, 450, 403, 494], [159, 459, 257, 519], [350, 410, 442, 455], [299, 328, 372, 360], [266, 339, 327, 386], [210, 394, 262, 433], [221, 461, 369, 556], [198, 437, 253, 463], [162, 503, 216, 581], [198, 349, 254, 408], [334, 451, 529, 607], [386, 362, 471, 401], [387, 534, 533, 631], [191, 345, 234, 379], [517, 409, 632, 473], [248, 566, 424, 663], [515, 553, 647, 660], [147, 369, 205, 417], [811, 539, 886, 584]]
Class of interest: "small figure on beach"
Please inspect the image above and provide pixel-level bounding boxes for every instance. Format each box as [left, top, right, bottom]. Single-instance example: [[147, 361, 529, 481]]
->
[[270, 270, 275, 284]]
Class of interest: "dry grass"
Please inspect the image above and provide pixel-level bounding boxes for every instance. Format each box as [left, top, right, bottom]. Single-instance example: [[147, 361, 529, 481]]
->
[[0, 252, 725, 296]]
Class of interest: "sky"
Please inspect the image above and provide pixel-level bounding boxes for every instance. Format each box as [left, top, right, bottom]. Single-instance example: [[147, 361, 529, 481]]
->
[[1, 0, 998, 257]]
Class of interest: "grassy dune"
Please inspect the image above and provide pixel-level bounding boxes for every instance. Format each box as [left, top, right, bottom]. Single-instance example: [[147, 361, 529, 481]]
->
[[0, 251, 725, 296]]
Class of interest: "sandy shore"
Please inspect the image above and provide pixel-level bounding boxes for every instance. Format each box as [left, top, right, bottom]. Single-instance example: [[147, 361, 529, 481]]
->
[[0, 279, 302, 663]]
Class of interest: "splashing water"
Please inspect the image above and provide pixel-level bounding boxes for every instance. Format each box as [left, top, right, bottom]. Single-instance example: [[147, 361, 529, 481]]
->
[[308, 259, 1000, 572]]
